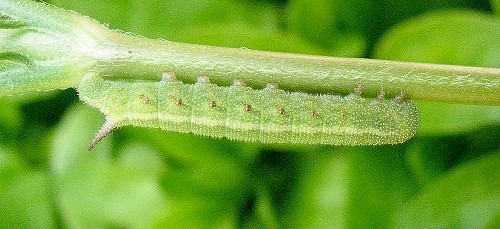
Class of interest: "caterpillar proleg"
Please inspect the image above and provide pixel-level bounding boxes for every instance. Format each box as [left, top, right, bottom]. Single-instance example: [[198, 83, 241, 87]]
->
[[78, 72, 419, 150]]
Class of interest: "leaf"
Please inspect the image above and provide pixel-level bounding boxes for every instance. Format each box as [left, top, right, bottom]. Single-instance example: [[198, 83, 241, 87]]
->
[[374, 10, 500, 68], [0, 99, 21, 145], [287, 0, 338, 48], [0, 165, 55, 229], [286, 0, 369, 56], [0, 173, 55, 229], [169, 23, 327, 55], [417, 102, 500, 136], [407, 122, 499, 186], [116, 129, 254, 228], [493, 0, 500, 16], [50, 0, 133, 31], [51, 0, 279, 41], [0, 147, 25, 191], [283, 146, 420, 228], [126, 0, 243, 38], [124, 129, 251, 202], [394, 152, 500, 228], [282, 151, 350, 228]]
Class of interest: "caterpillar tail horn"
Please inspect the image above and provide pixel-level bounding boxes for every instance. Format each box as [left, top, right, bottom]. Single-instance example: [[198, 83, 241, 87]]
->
[[88, 121, 116, 151]]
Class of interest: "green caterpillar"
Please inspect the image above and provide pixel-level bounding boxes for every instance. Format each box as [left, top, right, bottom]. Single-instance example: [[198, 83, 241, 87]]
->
[[78, 72, 419, 149]]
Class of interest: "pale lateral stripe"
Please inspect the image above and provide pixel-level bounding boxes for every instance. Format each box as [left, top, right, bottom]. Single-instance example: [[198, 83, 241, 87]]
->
[[154, 113, 400, 136]]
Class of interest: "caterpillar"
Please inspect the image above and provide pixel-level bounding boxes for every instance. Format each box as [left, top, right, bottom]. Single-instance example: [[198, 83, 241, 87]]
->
[[78, 72, 419, 150]]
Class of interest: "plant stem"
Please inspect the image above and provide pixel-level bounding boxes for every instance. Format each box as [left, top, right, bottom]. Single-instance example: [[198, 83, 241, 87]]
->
[[92, 31, 500, 105]]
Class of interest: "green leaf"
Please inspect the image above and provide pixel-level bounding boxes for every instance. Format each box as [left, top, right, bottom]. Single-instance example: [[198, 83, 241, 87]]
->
[[170, 23, 327, 55], [0, 99, 21, 145], [126, 0, 242, 38], [0, 146, 25, 191], [374, 10, 500, 68], [128, 130, 251, 200], [239, 186, 280, 229], [417, 102, 500, 135], [394, 152, 500, 228], [50, 0, 133, 32], [286, 0, 369, 56], [283, 147, 420, 228], [345, 147, 420, 228], [115, 130, 253, 227], [493, 0, 500, 16], [283, 151, 350, 228], [0, 147, 55, 229], [0, 170, 55, 229], [51, 0, 278, 41], [287, 0, 338, 48]]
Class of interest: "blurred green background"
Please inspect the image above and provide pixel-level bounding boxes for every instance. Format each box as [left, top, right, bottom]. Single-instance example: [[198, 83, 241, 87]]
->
[[1, 0, 499, 228]]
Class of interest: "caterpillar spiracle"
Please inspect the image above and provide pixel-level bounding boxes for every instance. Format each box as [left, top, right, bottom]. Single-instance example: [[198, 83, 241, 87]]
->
[[78, 72, 419, 150]]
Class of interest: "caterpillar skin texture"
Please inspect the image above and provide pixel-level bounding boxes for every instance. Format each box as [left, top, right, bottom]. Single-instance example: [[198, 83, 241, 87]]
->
[[78, 72, 419, 149]]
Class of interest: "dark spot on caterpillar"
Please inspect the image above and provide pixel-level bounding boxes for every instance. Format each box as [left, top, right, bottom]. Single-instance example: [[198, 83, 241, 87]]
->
[[278, 107, 285, 115], [244, 104, 252, 112], [175, 98, 183, 106], [377, 90, 385, 101], [128, 50, 132, 54], [337, 109, 346, 117], [355, 83, 363, 95], [139, 94, 152, 105], [310, 109, 317, 117], [395, 93, 406, 103], [209, 100, 217, 108]]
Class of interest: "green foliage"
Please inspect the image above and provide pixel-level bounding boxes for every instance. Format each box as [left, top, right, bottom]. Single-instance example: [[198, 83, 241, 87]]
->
[[395, 153, 500, 228], [374, 10, 500, 68], [493, 0, 500, 15], [0, 148, 55, 228], [0, 0, 499, 228]]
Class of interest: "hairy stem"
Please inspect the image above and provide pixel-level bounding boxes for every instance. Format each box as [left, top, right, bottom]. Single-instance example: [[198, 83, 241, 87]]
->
[[94, 32, 500, 105]]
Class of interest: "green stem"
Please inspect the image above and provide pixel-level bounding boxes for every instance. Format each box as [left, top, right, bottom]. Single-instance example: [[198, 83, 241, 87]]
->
[[92, 32, 499, 105]]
